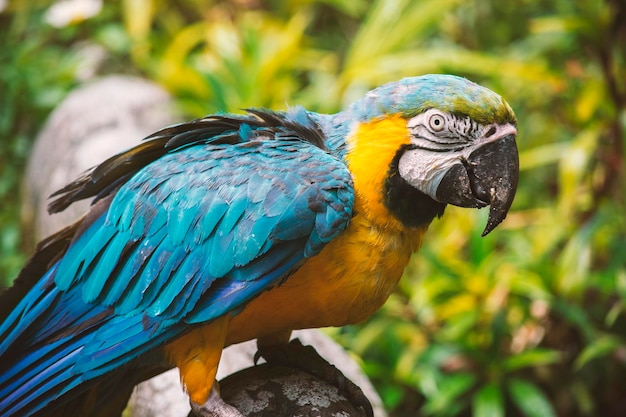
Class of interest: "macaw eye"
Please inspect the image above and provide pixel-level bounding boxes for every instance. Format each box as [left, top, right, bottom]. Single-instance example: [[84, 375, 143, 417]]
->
[[428, 113, 446, 132]]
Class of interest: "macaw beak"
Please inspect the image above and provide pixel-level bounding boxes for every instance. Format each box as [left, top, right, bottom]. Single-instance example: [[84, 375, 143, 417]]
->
[[435, 131, 519, 236]]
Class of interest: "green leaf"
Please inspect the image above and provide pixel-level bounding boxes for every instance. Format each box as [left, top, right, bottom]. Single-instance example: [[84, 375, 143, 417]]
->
[[615, 269, 626, 302], [473, 383, 504, 417], [438, 307, 479, 340], [503, 348, 561, 372], [379, 384, 404, 410], [508, 379, 556, 417], [122, 0, 155, 41], [551, 298, 595, 341], [518, 142, 570, 171], [574, 335, 621, 370], [422, 372, 476, 415]]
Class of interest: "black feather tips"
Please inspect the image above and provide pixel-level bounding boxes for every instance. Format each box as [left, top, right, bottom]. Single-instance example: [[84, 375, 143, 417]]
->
[[48, 108, 327, 215]]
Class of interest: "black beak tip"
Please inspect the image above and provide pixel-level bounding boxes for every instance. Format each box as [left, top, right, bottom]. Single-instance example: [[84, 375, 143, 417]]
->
[[481, 214, 501, 237], [481, 195, 514, 237], [470, 135, 519, 237]]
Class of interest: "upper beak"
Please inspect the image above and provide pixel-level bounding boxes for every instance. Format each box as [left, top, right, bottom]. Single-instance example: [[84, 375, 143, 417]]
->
[[435, 132, 519, 236]]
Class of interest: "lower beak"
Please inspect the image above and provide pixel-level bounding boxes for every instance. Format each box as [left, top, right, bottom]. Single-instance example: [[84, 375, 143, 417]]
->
[[436, 134, 519, 236]]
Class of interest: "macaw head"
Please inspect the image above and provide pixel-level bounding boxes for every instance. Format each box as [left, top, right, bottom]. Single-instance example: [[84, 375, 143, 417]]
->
[[338, 74, 518, 236]]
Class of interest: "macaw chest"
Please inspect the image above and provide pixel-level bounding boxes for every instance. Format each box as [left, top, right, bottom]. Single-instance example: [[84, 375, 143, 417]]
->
[[225, 215, 426, 345]]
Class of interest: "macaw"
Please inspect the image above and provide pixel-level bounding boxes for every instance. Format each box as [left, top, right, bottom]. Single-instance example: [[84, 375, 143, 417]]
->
[[0, 74, 518, 417]]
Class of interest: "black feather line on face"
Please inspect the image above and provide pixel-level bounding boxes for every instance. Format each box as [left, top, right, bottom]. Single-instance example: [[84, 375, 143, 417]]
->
[[383, 144, 446, 229]]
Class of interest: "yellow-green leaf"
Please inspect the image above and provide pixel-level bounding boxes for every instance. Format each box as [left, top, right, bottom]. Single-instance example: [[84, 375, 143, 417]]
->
[[574, 335, 621, 370]]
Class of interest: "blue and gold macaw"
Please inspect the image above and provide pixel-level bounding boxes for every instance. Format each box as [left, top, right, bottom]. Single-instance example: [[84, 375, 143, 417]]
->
[[0, 74, 518, 417]]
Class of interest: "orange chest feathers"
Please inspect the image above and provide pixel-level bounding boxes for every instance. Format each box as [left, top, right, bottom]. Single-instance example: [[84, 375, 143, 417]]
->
[[226, 214, 426, 345]]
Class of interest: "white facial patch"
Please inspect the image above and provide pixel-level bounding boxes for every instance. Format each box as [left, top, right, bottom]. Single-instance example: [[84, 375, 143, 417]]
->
[[398, 150, 459, 200], [399, 112, 517, 201]]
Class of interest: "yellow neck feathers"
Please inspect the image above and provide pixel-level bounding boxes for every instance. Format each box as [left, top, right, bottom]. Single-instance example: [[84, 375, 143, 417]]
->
[[345, 114, 413, 232]]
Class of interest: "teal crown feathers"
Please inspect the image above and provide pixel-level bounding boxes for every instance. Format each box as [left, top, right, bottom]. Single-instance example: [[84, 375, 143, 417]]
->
[[347, 74, 516, 126]]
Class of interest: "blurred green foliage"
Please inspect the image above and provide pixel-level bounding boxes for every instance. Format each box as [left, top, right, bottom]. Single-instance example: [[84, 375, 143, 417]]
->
[[1, 0, 625, 416]]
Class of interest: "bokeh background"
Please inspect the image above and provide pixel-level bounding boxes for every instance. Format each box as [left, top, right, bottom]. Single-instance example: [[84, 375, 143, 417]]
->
[[1, 1, 625, 416]]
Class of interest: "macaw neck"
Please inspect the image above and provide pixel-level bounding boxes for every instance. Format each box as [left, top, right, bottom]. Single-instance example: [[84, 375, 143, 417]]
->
[[307, 111, 353, 160], [309, 110, 447, 232]]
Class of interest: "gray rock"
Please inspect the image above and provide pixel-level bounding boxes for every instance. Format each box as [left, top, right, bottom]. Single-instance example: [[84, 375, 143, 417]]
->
[[221, 365, 366, 417], [22, 75, 177, 247]]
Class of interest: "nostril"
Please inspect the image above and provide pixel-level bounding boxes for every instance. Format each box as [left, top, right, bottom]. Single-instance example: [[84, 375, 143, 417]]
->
[[485, 126, 497, 138]]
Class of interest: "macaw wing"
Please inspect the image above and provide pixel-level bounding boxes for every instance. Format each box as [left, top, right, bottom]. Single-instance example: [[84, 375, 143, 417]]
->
[[0, 113, 353, 415], [55, 137, 353, 374]]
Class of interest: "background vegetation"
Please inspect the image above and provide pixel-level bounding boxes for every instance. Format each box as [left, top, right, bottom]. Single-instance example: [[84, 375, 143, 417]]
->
[[1, 0, 625, 416]]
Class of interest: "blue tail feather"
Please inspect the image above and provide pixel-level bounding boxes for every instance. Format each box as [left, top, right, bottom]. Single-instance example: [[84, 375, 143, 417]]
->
[[0, 263, 111, 417]]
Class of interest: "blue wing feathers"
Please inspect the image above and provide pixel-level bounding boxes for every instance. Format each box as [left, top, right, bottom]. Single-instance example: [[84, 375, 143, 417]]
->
[[0, 108, 354, 417], [82, 232, 134, 303], [0, 267, 59, 355], [5, 346, 82, 416], [3, 339, 69, 392], [54, 216, 110, 290], [195, 198, 229, 242]]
